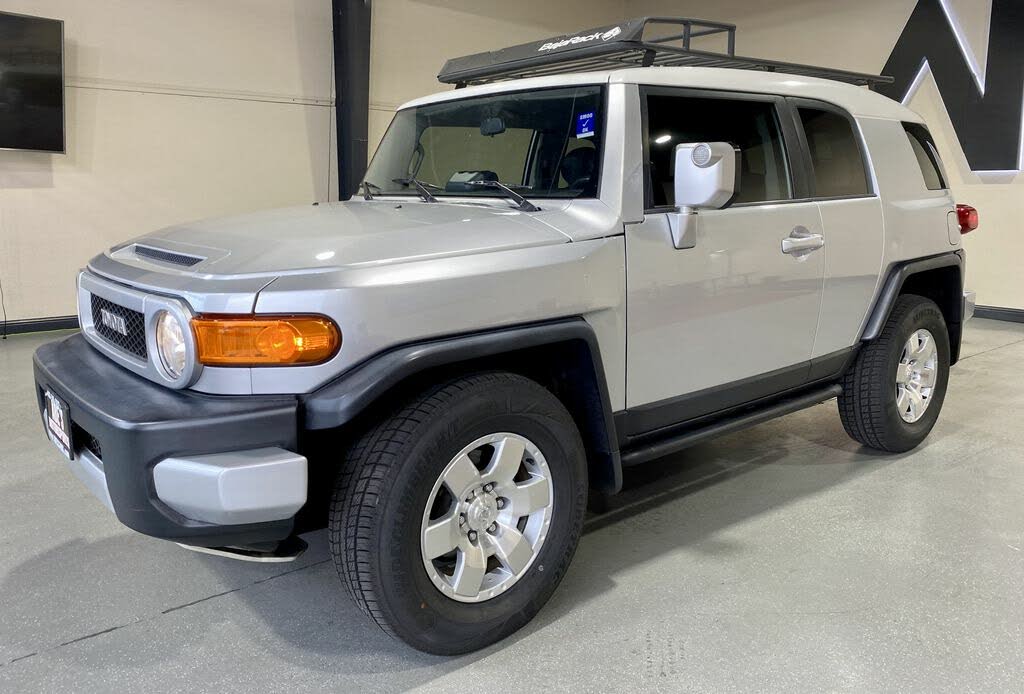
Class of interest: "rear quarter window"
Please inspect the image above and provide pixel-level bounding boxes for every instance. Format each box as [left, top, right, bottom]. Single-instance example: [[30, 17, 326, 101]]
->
[[797, 107, 870, 198], [903, 122, 948, 191]]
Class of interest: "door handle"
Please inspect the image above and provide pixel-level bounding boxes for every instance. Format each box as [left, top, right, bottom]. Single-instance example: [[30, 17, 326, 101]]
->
[[781, 227, 824, 256]]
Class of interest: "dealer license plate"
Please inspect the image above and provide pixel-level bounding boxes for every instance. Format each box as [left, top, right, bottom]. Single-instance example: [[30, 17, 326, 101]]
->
[[44, 389, 73, 460]]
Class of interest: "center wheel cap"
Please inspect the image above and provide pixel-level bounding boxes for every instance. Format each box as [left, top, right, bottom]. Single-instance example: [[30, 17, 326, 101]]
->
[[465, 494, 498, 532]]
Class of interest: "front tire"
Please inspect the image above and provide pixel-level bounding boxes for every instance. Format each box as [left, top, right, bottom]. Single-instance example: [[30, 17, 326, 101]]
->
[[839, 294, 950, 452], [329, 372, 587, 654]]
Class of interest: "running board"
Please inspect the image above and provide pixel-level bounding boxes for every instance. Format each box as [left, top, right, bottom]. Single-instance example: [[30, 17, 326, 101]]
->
[[620, 384, 842, 467], [176, 535, 308, 563]]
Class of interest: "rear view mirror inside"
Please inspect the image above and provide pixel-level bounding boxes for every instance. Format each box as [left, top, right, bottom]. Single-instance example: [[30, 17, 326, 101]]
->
[[480, 117, 506, 136]]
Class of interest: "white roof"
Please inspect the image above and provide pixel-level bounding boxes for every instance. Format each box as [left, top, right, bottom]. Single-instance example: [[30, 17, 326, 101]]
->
[[400, 66, 921, 122]]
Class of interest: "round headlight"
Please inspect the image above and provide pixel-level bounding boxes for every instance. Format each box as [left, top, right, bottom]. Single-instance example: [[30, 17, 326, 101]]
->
[[155, 311, 187, 378]]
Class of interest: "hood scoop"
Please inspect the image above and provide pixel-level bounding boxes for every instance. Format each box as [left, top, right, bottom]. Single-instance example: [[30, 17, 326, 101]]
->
[[133, 244, 205, 268]]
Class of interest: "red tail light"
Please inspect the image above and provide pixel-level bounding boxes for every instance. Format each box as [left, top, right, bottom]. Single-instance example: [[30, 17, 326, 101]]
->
[[956, 204, 979, 234]]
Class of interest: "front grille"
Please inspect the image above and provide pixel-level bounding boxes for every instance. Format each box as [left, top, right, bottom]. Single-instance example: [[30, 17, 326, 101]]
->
[[133, 244, 203, 268], [91, 294, 147, 359]]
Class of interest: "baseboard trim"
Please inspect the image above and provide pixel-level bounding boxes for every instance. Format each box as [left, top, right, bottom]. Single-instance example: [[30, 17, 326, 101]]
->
[[974, 305, 1024, 324], [3, 315, 79, 336]]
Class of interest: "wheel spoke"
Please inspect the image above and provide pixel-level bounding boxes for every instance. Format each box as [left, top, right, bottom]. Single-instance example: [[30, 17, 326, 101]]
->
[[895, 362, 913, 385], [443, 453, 481, 496], [452, 540, 488, 597], [910, 332, 931, 360], [896, 387, 911, 415], [906, 387, 925, 420], [422, 512, 460, 560], [918, 365, 937, 388], [492, 524, 534, 575], [902, 337, 917, 362], [918, 337, 937, 364], [503, 476, 551, 516], [484, 435, 525, 486]]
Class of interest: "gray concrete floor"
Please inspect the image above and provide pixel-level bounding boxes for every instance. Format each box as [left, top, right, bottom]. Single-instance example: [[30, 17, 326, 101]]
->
[[1, 320, 1023, 692]]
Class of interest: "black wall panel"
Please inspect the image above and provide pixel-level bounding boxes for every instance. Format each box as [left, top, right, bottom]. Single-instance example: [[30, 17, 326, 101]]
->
[[881, 0, 1024, 172], [333, 0, 372, 200]]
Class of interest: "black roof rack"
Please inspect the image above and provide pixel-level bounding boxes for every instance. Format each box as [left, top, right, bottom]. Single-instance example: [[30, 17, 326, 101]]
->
[[438, 17, 893, 90]]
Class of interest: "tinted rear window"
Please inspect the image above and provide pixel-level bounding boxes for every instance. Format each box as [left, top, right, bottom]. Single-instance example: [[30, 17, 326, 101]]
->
[[903, 122, 947, 190], [798, 108, 870, 198]]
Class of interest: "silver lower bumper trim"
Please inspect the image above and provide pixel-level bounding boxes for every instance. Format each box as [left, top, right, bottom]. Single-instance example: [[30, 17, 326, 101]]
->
[[153, 447, 307, 526], [69, 448, 115, 513]]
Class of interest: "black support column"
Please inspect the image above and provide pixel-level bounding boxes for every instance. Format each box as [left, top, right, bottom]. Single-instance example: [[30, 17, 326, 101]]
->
[[332, 0, 372, 200]]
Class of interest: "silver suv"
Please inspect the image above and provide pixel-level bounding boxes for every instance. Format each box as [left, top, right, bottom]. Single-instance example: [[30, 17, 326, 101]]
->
[[33, 19, 974, 654]]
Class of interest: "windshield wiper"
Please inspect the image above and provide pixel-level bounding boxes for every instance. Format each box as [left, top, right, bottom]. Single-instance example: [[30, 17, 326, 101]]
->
[[361, 180, 382, 200], [392, 177, 439, 203], [467, 180, 540, 212]]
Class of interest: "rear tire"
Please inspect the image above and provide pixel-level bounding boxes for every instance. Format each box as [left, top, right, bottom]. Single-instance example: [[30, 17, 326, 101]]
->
[[329, 372, 587, 654], [839, 294, 950, 452]]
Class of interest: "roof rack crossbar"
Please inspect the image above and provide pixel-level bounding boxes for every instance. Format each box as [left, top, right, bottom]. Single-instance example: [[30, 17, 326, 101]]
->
[[438, 16, 891, 90]]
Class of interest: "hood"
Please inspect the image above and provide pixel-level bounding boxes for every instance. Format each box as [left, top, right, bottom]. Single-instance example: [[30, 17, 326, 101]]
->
[[105, 200, 574, 277]]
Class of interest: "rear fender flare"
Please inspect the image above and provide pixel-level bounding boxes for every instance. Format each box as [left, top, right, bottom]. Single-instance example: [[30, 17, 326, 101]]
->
[[860, 251, 964, 363]]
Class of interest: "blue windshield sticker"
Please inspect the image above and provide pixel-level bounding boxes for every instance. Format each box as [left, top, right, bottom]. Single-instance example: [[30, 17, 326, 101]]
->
[[576, 112, 595, 139]]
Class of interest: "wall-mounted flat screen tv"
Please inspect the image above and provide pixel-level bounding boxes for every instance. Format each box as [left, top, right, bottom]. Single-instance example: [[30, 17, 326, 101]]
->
[[0, 11, 64, 153]]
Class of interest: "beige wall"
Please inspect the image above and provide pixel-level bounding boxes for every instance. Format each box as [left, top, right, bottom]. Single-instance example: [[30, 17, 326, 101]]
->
[[368, 0, 630, 152], [0, 0, 336, 321], [4, 1, 1019, 320]]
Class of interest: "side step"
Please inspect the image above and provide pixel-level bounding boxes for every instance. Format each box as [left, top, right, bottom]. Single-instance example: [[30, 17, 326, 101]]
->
[[176, 535, 308, 563], [621, 384, 842, 467]]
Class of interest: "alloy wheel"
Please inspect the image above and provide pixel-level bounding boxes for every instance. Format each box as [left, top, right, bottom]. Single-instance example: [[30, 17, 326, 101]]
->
[[420, 433, 553, 603]]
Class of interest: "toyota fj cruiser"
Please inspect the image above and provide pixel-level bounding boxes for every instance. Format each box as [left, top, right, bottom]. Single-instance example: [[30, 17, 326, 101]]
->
[[33, 18, 978, 654]]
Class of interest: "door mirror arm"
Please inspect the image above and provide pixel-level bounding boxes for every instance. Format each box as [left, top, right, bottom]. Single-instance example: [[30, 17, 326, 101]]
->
[[668, 206, 698, 249]]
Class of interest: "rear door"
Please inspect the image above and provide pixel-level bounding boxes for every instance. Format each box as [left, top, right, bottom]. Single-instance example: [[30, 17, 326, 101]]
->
[[624, 89, 826, 432], [787, 99, 885, 362]]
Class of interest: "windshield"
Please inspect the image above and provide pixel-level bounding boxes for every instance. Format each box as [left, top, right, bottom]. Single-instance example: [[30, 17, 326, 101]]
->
[[364, 85, 603, 200]]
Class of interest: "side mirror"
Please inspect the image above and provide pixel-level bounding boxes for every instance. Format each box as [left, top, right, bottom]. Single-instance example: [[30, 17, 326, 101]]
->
[[668, 142, 740, 249]]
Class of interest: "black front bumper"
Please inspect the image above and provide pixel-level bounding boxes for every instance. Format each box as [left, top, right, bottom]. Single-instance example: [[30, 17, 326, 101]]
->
[[33, 334, 300, 547]]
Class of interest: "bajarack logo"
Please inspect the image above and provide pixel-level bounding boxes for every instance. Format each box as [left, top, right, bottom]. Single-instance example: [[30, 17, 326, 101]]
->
[[539, 25, 621, 52], [601, 27, 622, 41]]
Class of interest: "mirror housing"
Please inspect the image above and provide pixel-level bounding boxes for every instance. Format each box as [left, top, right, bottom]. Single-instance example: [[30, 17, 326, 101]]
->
[[668, 142, 740, 249]]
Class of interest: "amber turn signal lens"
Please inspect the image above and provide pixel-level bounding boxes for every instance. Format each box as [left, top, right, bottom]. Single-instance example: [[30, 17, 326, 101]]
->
[[192, 315, 340, 366]]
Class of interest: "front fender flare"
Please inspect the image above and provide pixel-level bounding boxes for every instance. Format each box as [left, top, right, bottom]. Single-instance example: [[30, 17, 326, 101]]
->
[[301, 318, 622, 494]]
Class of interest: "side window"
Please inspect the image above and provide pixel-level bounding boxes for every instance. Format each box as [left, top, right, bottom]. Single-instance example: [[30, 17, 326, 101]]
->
[[644, 93, 791, 207], [903, 122, 947, 190], [797, 108, 870, 197]]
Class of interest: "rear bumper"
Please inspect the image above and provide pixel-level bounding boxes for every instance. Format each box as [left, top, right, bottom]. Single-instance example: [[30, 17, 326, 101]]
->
[[33, 334, 304, 548], [964, 290, 976, 321]]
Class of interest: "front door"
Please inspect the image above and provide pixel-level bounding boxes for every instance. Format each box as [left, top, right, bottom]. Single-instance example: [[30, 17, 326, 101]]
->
[[624, 89, 825, 433]]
